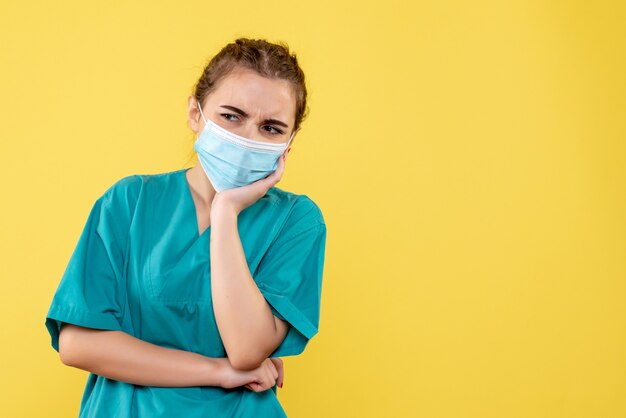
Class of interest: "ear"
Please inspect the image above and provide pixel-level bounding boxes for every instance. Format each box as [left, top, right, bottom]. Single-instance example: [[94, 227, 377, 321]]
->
[[187, 95, 203, 134]]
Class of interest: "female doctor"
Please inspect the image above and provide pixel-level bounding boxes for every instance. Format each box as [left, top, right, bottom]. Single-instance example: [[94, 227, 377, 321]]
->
[[45, 37, 327, 417]]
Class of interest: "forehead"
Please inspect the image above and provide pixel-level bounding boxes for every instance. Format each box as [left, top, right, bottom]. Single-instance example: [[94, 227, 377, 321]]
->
[[209, 68, 295, 118]]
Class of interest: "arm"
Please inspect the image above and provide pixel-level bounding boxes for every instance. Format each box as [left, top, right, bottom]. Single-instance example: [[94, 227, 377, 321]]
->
[[209, 200, 290, 371], [58, 323, 229, 387]]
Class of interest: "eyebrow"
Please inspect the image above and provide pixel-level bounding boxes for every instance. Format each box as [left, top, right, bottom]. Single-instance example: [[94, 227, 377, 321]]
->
[[220, 105, 289, 129]]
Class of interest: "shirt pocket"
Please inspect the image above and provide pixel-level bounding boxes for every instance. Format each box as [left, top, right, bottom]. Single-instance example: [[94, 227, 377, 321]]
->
[[146, 243, 213, 304]]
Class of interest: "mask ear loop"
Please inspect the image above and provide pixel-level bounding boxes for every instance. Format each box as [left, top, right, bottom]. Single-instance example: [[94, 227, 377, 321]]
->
[[197, 101, 207, 124], [283, 130, 296, 154]]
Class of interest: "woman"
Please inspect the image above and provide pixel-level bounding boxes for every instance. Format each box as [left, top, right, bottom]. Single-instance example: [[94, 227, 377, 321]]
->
[[45, 37, 327, 417]]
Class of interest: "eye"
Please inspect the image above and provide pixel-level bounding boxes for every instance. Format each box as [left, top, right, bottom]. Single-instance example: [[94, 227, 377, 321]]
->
[[263, 125, 284, 136], [221, 113, 240, 122]]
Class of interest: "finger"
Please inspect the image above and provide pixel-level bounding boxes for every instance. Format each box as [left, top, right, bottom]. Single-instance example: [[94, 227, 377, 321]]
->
[[245, 383, 260, 392], [259, 155, 285, 189], [271, 358, 284, 388], [262, 359, 278, 388], [272, 154, 286, 182], [268, 358, 279, 381]]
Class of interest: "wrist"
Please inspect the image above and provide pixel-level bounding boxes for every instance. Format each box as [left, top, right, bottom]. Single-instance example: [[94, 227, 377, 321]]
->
[[210, 199, 240, 220], [206, 357, 230, 388]]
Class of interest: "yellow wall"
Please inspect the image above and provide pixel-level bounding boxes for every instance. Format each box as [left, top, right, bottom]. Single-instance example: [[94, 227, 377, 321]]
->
[[1, 0, 624, 416]]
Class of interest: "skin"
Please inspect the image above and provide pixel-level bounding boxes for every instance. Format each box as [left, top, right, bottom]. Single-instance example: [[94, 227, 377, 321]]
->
[[58, 66, 302, 393], [186, 66, 301, 382], [59, 323, 284, 391]]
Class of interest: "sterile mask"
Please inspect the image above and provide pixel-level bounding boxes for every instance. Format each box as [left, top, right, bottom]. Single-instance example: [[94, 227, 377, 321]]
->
[[194, 101, 295, 192]]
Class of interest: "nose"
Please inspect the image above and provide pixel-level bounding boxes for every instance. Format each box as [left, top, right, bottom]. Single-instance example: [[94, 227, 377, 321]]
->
[[239, 123, 259, 141], [228, 121, 273, 143]]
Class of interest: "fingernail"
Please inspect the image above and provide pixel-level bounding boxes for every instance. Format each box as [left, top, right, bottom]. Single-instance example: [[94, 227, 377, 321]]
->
[[280, 382, 283, 388]]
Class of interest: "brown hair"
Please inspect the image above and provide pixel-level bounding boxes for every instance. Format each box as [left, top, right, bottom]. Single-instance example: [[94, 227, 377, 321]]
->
[[185, 37, 309, 166]]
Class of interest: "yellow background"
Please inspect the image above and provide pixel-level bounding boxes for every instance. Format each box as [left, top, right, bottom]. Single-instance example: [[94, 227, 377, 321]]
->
[[1, 0, 624, 417]]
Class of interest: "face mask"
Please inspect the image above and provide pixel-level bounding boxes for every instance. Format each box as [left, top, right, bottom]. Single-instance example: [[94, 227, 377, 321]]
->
[[194, 102, 295, 192]]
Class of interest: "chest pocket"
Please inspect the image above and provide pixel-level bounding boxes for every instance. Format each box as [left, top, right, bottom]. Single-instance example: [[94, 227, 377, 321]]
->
[[146, 236, 214, 304]]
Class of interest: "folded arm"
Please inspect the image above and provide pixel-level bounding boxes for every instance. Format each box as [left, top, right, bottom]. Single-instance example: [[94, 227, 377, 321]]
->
[[58, 323, 229, 387]]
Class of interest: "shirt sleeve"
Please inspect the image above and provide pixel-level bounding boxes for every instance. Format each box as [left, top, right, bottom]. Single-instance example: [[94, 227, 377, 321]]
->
[[254, 196, 327, 357], [45, 177, 136, 353]]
